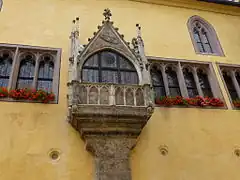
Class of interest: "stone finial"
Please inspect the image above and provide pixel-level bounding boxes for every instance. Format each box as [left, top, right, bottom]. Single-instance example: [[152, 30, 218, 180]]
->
[[136, 24, 141, 37], [103, 8, 112, 21]]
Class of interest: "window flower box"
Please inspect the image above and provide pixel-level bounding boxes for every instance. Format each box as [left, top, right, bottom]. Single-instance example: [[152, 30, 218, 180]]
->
[[233, 99, 240, 108], [155, 96, 224, 108], [0, 87, 55, 103]]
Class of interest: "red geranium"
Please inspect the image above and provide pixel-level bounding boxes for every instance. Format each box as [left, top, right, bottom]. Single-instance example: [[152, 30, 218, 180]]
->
[[155, 96, 224, 108]]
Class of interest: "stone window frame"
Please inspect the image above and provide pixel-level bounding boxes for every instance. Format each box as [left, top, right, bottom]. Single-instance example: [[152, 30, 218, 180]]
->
[[148, 56, 225, 108], [0, 43, 61, 104], [187, 15, 225, 56], [217, 63, 240, 109]]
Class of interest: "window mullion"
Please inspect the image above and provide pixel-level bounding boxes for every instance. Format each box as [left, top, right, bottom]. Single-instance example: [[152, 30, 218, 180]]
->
[[231, 70, 240, 99], [193, 67, 204, 97], [177, 62, 188, 98], [8, 47, 19, 90], [161, 65, 170, 96], [199, 32, 206, 53], [98, 53, 102, 83], [32, 53, 40, 89]]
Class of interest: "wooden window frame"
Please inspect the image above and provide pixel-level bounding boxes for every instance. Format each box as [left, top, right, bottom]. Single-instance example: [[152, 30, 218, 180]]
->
[[148, 56, 225, 108], [0, 43, 61, 104]]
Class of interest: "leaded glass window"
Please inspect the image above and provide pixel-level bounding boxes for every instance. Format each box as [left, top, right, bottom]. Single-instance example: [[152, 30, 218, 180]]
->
[[37, 55, 54, 92], [0, 51, 12, 87], [193, 22, 213, 54], [16, 54, 35, 89], [166, 67, 181, 97], [188, 16, 224, 56], [183, 68, 198, 98], [82, 51, 138, 84], [197, 69, 213, 97], [151, 67, 166, 98], [222, 71, 238, 101]]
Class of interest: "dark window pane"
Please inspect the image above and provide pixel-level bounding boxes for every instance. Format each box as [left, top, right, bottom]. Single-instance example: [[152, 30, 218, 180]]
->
[[37, 58, 54, 92], [82, 51, 138, 84], [183, 69, 198, 97], [187, 89, 199, 98], [197, 43, 205, 53], [82, 69, 99, 83], [198, 70, 213, 97], [121, 71, 138, 84], [154, 87, 166, 98], [151, 70, 164, 86], [166, 67, 181, 97], [193, 30, 201, 43], [236, 72, 240, 87], [16, 55, 35, 89], [202, 32, 210, 44], [120, 57, 135, 70], [84, 54, 99, 67], [223, 71, 238, 101], [169, 87, 181, 97], [101, 52, 117, 68], [203, 43, 213, 54], [0, 52, 12, 87], [102, 70, 118, 83]]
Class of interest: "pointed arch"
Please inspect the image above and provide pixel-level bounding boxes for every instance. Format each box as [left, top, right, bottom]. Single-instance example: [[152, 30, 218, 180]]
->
[[187, 15, 224, 56], [81, 49, 139, 85]]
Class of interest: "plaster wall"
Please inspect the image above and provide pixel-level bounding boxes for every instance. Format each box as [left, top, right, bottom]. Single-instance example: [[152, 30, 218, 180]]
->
[[0, 0, 239, 180]]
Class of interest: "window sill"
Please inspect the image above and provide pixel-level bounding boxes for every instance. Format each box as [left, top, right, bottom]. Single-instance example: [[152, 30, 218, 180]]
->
[[0, 97, 57, 104], [195, 52, 225, 57]]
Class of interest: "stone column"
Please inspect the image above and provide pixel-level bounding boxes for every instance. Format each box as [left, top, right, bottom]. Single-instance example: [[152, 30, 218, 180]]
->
[[85, 137, 136, 180]]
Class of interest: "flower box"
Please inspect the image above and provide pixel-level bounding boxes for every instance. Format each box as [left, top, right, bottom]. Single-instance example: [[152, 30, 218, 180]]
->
[[233, 99, 240, 108], [0, 87, 55, 103], [155, 96, 224, 108]]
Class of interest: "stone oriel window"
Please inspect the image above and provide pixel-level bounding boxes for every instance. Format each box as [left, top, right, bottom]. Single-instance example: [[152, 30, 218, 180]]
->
[[149, 57, 222, 101], [82, 50, 138, 84], [188, 15, 224, 56], [219, 64, 240, 105], [0, 43, 61, 103]]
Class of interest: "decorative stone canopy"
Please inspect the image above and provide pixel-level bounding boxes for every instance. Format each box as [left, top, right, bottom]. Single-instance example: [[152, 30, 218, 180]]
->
[[67, 9, 154, 180]]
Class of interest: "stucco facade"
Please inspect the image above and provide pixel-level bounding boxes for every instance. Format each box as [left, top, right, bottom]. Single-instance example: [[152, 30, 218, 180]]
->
[[0, 0, 239, 180]]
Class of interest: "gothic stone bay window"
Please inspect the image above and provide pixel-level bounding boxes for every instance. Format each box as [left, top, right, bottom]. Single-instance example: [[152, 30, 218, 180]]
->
[[0, 44, 61, 103], [219, 65, 240, 108], [68, 9, 154, 180], [150, 58, 224, 107], [188, 16, 224, 56]]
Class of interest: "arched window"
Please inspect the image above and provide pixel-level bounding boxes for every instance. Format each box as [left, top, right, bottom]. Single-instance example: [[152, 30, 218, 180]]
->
[[183, 68, 198, 98], [16, 54, 35, 89], [37, 55, 54, 92], [197, 69, 213, 97], [151, 66, 166, 98], [82, 51, 138, 84], [0, 51, 12, 87], [188, 16, 224, 56], [222, 71, 238, 101], [166, 66, 181, 97]]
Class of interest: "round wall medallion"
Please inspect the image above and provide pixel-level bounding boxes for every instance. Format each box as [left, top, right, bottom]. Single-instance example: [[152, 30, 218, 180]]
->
[[234, 148, 240, 157], [159, 145, 168, 156], [49, 149, 61, 161]]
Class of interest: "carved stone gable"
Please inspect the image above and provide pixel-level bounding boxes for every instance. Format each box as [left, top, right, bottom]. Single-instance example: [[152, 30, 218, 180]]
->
[[79, 10, 138, 64]]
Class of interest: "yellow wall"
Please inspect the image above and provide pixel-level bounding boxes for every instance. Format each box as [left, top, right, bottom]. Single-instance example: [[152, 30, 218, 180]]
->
[[0, 0, 239, 180]]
